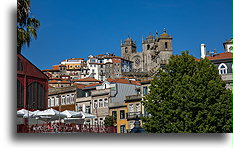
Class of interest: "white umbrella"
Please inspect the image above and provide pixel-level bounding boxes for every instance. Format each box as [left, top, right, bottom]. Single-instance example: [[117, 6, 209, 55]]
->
[[17, 109, 29, 117], [34, 108, 66, 122], [23, 110, 41, 118], [62, 110, 83, 118], [80, 112, 96, 119]]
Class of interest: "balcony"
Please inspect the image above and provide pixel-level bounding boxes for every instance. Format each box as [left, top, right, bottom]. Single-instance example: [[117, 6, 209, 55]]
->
[[126, 112, 143, 120], [91, 89, 110, 97], [125, 95, 142, 102]]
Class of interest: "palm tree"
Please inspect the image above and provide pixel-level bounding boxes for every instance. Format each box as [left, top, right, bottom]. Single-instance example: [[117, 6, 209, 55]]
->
[[17, 0, 40, 54]]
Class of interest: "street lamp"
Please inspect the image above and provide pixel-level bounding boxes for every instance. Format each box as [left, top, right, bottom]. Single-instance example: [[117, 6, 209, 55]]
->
[[129, 115, 146, 133]]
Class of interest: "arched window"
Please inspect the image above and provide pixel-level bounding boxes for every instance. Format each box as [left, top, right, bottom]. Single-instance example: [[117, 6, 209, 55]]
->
[[17, 80, 24, 108], [147, 44, 150, 50], [125, 47, 128, 53], [27, 82, 46, 110], [218, 63, 228, 74], [165, 42, 168, 49]]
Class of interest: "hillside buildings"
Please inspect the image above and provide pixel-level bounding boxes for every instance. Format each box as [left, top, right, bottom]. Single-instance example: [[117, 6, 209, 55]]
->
[[200, 38, 232, 90]]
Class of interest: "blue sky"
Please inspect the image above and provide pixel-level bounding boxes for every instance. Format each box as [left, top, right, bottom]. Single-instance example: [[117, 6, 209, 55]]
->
[[22, 0, 232, 70]]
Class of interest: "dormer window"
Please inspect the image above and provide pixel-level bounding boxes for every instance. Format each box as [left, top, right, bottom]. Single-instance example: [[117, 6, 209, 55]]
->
[[218, 63, 228, 74]]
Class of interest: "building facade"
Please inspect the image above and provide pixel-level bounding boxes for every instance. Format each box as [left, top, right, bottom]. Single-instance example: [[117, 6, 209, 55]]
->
[[200, 38, 232, 90]]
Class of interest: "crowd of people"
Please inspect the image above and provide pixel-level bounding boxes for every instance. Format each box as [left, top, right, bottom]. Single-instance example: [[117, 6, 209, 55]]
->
[[17, 123, 116, 133]]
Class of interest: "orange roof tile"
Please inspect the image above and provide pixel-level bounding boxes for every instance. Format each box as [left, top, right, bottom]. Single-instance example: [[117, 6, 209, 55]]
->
[[49, 80, 58, 83], [60, 80, 71, 84], [73, 83, 87, 89], [52, 65, 60, 70], [106, 78, 140, 85], [73, 77, 101, 82], [194, 57, 200, 61], [84, 83, 100, 88], [205, 52, 232, 60]]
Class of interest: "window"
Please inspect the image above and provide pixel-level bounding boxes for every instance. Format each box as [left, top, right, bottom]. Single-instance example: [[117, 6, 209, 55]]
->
[[51, 97, 54, 107], [66, 95, 70, 104], [129, 104, 134, 113], [120, 110, 125, 119], [94, 64, 96, 67], [99, 118, 104, 126], [94, 100, 98, 109], [85, 106, 91, 113], [104, 98, 108, 107], [112, 111, 117, 120], [129, 121, 134, 130], [70, 94, 74, 104], [120, 125, 126, 133], [143, 86, 148, 96], [92, 69, 95, 73], [17, 80, 24, 108], [48, 99, 51, 107], [99, 99, 103, 107], [136, 103, 140, 114], [218, 63, 228, 74], [61, 96, 65, 105], [165, 42, 168, 49], [125, 47, 128, 53], [94, 118, 98, 126], [55, 97, 59, 106], [26, 82, 46, 110]]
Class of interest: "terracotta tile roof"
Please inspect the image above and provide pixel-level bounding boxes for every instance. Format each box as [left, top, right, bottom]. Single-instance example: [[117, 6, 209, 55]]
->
[[52, 65, 60, 70], [107, 78, 140, 85], [205, 52, 232, 60], [84, 83, 100, 88], [60, 80, 71, 84], [194, 57, 200, 61], [73, 83, 87, 89], [49, 80, 58, 83], [73, 77, 101, 82], [42, 69, 51, 72]]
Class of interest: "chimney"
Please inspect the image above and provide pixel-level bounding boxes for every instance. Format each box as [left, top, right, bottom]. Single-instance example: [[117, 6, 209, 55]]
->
[[201, 44, 206, 58]]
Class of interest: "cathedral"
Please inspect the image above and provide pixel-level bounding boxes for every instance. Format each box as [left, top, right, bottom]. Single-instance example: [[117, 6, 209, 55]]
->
[[121, 28, 173, 73]]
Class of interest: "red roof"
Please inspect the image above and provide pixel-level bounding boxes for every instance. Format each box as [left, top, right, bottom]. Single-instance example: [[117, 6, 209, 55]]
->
[[49, 80, 58, 83], [194, 57, 200, 61], [60, 80, 71, 84], [107, 78, 140, 85], [52, 65, 60, 70], [73, 77, 101, 82], [73, 83, 87, 89], [205, 52, 232, 60], [84, 83, 100, 88]]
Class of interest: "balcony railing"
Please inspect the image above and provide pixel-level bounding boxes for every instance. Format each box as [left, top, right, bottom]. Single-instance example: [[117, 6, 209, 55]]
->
[[126, 112, 143, 120], [125, 95, 142, 101]]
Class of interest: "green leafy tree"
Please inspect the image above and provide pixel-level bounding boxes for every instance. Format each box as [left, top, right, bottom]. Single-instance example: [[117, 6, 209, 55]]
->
[[104, 115, 114, 126], [142, 51, 232, 133], [17, 0, 40, 53]]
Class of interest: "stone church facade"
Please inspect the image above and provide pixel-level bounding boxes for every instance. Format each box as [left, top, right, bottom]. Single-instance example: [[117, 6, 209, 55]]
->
[[121, 29, 173, 73]]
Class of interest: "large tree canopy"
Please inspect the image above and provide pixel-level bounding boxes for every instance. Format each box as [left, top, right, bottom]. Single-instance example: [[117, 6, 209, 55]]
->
[[17, 0, 40, 53], [142, 51, 232, 133]]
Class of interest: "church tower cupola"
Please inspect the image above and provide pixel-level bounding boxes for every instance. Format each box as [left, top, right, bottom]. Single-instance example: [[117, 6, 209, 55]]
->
[[121, 36, 137, 60]]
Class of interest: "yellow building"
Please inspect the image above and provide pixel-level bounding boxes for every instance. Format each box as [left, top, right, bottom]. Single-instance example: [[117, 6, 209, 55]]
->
[[109, 105, 128, 133]]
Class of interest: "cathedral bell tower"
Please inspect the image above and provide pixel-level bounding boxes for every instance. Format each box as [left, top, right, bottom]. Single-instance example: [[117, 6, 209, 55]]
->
[[121, 36, 137, 60], [158, 28, 172, 51]]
